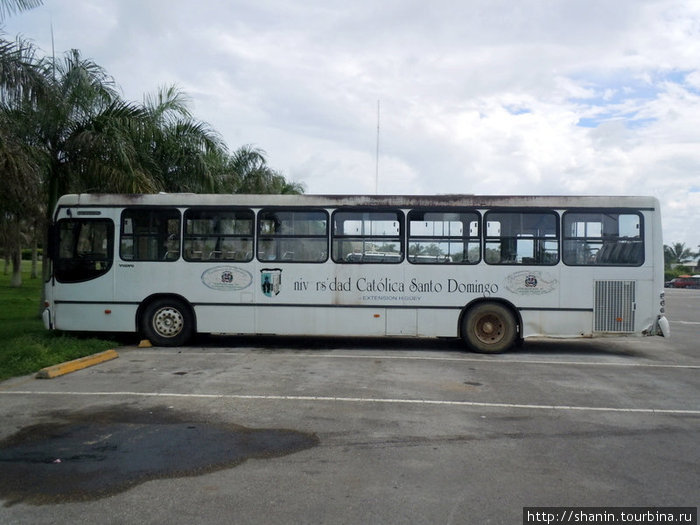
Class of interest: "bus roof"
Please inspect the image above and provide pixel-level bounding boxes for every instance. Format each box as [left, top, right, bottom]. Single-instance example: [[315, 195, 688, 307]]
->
[[55, 193, 660, 210]]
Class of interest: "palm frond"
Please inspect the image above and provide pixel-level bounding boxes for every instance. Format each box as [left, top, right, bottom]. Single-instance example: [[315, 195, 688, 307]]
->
[[143, 84, 193, 125], [0, 0, 43, 22], [0, 34, 46, 105]]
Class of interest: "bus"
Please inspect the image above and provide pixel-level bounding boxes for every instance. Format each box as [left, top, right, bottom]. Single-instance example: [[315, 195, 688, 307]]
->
[[43, 193, 670, 353]]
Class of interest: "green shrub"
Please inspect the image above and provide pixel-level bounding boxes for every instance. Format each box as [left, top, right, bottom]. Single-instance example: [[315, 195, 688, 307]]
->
[[21, 248, 43, 260]]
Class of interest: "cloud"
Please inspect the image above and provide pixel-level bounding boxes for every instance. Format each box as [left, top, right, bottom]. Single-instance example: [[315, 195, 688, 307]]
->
[[4, 0, 700, 249]]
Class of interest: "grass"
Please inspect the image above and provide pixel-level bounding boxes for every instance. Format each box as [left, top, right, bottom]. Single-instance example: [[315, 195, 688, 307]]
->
[[0, 261, 118, 382]]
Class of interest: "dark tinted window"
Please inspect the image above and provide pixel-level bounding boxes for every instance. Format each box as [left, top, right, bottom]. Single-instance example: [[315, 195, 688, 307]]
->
[[257, 209, 328, 262], [184, 208, 253, 262], [55, 219, 114, 282], [120, 208, 180, 261]]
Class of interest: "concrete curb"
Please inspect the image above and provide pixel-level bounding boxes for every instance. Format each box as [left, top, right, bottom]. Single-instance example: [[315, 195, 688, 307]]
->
[[36, 349, 119, 379]]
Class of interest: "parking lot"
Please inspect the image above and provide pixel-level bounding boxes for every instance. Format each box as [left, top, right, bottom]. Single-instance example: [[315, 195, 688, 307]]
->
[[0, 289, 698, 524]]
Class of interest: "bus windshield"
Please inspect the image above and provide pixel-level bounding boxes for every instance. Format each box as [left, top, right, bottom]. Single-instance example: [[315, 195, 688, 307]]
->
[[54, 219, 114, 283]]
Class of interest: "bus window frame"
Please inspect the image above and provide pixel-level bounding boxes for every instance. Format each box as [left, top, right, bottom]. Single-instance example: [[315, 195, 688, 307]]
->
[[483, 208, 560, 266], [256, 207, 329, 263], [119, 207, 181, 262], [183, 206, 255, 263], [331, 207, 405, 264], [562, 208, 645, 267], [407, 207, 481, 265]]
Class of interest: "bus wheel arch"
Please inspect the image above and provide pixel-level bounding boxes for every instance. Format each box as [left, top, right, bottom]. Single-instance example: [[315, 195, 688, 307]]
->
[[459, 299, 521, 353], [137, 294, 196, 347]]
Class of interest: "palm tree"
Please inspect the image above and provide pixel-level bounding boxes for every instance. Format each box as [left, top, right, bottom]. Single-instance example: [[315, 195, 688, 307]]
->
[[664, 242, 696, 266], [223, 145, 269, 192], [0, 44, 154, 286], [219, 145, 304, 194], [0, 114, 43, 286], [62, 98, 157, 193], [1, 33, 303, 288], [137, 85, 227, 193], [36, 49, 138, 210], [0, 35, 46, 286]]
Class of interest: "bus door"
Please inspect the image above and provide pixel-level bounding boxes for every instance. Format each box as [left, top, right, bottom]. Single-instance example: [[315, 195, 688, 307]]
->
[[48, 214, 115, 330]]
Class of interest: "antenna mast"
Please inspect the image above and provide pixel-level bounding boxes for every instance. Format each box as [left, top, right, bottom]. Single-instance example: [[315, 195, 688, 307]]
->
[[375, 99, 380, 194], [50, 16, 56, 80]]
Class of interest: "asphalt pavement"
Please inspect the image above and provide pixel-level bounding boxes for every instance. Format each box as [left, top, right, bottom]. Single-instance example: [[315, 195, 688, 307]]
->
[[0, 289, 698, 524]]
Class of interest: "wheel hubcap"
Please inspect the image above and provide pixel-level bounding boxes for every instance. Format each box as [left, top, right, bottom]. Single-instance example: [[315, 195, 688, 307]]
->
[[475, 314, 503, 343], [153, 307, 184, 338]]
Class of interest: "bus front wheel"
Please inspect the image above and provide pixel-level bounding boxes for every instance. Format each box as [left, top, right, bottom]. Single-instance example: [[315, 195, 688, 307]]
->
[[140, 298, 193, 347], [462, 302, 517, 353]]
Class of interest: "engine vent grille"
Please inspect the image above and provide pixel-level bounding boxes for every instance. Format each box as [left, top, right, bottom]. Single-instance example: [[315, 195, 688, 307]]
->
[[594, 280, 636, 333]]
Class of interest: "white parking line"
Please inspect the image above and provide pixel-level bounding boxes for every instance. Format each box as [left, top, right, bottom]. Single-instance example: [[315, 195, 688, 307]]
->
[[133, 350, 700, 369], [281, 353, 700, 369], [2, 390, 699, 415]]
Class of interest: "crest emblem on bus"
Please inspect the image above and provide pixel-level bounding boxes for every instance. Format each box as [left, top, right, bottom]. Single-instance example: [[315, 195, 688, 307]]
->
[[260, 268, 282, 297], [201, 266, 253, 291], [505, 270, 558, 295]]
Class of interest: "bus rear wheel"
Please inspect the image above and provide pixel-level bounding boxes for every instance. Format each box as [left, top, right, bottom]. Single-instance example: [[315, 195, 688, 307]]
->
[[140, 298, 193, 347], [462, 302, 517, 353]]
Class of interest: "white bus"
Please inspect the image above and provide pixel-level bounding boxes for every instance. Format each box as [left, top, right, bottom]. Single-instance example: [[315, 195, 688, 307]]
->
[[43, 194, 669, 353]]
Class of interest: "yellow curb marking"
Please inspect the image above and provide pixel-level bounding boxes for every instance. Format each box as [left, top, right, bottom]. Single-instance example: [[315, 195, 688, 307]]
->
[[36, 349, 119, 379]]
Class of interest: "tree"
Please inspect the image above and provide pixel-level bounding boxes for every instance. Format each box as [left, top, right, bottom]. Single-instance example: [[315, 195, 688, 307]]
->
[[0, 35, 46, 286], [0, 34, 46, 105], [217, 145, 304, 194], [137, 85, 226, 193], [664, 242, 696, 266], [1, 34, 303, 288], [0, 109, 43, 286], [0, 43, 158, 287], [36, 49, 150, 212]]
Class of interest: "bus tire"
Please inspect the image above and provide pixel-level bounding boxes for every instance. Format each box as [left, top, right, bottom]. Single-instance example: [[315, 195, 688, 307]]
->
[[462, 302, 517, 354], [140, 298, 194, 347]]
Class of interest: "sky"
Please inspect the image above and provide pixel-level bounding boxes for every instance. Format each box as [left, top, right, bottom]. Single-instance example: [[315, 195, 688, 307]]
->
[[3, 0, 700, 254]]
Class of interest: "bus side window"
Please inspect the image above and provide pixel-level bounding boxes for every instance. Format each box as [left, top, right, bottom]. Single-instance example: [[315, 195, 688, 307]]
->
[[120, 208, 181, 262], [183, 208, 254, 262], [407, 210, 480, 264], [484, 211, 559, 265], [332, 209, 404, 264], [257, 209, 328, 263], [563, 211, 643, 266]]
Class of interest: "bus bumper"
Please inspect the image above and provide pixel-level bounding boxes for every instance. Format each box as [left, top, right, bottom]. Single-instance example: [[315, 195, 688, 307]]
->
[[655, 315, 670, 338], [42, 308, 53, 330]]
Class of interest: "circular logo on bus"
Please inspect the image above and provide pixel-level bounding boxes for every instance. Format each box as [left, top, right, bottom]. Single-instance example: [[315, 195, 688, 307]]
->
[[505, 271, 558, 295], [201, 266, 253, 291], [525, 274, 538, 287]]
